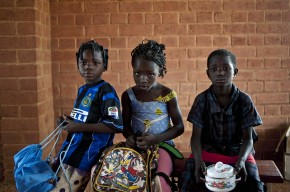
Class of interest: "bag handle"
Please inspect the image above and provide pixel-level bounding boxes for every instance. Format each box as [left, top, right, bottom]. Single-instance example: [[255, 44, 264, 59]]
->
[[48, 122, 75, 192], [46, 127, 64, 162], [40, 121, 66, 149], [57, 134, 76, 174], [39, 120, 75, 191], [56, 134, 76, 192]]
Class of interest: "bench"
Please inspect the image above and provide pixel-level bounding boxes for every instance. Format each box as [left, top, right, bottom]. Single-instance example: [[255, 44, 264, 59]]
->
[[171, 158, 284, 192]]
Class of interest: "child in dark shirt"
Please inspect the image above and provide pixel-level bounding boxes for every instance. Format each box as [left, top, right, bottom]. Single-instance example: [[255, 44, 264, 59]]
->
[[180, 49, 264, 192]]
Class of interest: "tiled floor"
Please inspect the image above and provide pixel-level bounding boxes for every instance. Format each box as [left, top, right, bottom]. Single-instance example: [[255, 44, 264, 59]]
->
[[1, 180, 290, 192]]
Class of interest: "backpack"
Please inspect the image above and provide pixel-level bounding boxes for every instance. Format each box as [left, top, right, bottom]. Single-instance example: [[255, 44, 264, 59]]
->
[[14, 122, 74, 192], [92, 142, 159, 192]]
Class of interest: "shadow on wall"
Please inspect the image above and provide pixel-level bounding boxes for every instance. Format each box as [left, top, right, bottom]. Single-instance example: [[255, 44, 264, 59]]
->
[[0, 163, 3, 182], [254, 124, 290, 175]]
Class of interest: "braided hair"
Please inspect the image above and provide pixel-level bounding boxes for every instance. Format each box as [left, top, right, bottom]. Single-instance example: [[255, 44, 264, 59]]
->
[[207, 49, 237, 68], [76, 40, 108, 71], [131, 39, 167, 78]]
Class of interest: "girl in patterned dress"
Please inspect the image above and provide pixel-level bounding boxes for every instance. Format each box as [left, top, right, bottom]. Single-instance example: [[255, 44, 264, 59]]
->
[[121, 40, 184, 192]]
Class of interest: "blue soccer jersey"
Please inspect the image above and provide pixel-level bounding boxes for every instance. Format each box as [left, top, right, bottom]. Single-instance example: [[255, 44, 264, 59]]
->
[[59, 80, 123, 171]]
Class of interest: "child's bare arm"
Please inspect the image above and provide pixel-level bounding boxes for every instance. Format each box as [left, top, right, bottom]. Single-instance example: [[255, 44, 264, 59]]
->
[[121, 91, 134, 138], [191, 125, 206, 183], [167, 95, 184, 137], [121, 91, 137, 148], [64, 116, 121, 133], [235, 127, 253, 181], [158, 95, 184, 140]]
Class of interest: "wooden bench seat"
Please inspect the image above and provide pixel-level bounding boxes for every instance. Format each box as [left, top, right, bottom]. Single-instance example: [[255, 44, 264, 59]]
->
[[256, 160, 284, 183], [171, 158, 284, 192]]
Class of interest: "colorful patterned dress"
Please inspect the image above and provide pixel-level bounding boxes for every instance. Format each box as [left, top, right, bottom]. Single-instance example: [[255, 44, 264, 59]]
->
[[127, 87, 176, 145]]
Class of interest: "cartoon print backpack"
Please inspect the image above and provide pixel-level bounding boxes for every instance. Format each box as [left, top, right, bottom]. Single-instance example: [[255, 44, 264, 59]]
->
[[92, 142, 159, 192]]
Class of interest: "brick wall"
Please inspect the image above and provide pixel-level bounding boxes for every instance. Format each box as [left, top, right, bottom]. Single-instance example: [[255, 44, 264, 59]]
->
[[0, 0, 54, 182], [0, 0, 289, 184], [51, 0, 290, 154]]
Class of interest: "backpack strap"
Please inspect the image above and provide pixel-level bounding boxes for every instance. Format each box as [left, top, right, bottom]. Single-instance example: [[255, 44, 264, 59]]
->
[[158, 142, 183, 159], [155, 172, 178, 191]]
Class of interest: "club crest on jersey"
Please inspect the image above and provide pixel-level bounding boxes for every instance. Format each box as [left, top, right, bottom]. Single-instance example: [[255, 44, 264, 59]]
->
[[82, 94, 92, 107], [108, 106, 118, 119]]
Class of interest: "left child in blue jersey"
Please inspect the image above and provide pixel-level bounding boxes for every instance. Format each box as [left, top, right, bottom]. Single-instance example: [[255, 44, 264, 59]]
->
[[51, 40, 123, 192]]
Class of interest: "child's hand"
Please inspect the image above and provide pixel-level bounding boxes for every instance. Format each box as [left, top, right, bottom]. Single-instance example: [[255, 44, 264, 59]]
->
[[56, 116, 66, 126], [235, 160, 247, 182], [63, 115, 77, 133], [136, 133, 157, 149], [194, 159, 206, 183], [125, 135, 136, 148]]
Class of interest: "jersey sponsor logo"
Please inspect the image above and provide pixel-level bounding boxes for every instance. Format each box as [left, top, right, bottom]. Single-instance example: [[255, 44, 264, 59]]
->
[[108, 106, 119, 119], [70, 108, 88, 122], [81, 93, 92, 108]]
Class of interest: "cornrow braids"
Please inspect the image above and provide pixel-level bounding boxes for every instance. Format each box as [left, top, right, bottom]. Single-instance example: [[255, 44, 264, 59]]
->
[[76, 40, 108, 71], [131, 39, 167, 78], [207, 49, 237, 68]]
